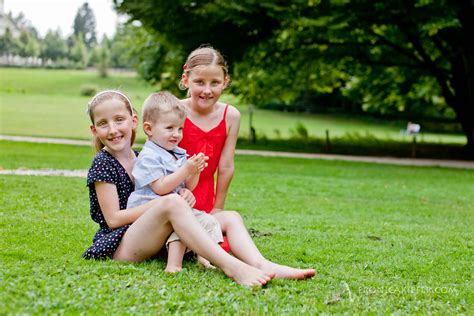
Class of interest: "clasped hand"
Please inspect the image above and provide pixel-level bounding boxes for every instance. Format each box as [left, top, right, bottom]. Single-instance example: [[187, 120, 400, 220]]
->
[[186, 153, 209, 174]]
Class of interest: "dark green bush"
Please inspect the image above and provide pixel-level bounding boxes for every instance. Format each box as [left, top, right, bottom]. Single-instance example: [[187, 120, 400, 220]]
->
[[79, 85, 98, 97]]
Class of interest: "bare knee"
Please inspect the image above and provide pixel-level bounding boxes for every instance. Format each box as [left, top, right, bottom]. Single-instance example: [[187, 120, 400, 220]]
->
[[156, 194, 191, 218], [219, 210, 244, 227]]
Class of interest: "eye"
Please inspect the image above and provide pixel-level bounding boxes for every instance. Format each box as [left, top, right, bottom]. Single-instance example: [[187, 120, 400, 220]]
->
[[96, 120, 107, 127]]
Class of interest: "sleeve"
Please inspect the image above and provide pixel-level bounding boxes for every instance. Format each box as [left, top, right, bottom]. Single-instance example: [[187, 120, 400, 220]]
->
[[87, 153, 118, 187], [132, 152, 166, 189]]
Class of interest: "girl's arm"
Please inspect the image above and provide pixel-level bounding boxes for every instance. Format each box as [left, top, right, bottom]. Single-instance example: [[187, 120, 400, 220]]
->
[[95, 182, 161, 229], [213, 105, 240, 213]]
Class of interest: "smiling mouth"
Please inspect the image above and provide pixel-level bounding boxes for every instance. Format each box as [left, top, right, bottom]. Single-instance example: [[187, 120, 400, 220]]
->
[[109, 136, 123, 142]]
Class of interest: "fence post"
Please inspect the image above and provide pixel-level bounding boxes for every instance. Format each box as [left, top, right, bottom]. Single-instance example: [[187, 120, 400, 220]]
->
[[248, 105, 256, 143], [411, 135, 417, 158], [326, 129, 331, 152]]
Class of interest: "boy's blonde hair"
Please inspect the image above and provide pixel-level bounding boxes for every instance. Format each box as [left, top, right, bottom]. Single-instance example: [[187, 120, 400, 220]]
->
[[179, 45, 229, 90], [142, 91, 186, 124], [87, 90, 137, 152]]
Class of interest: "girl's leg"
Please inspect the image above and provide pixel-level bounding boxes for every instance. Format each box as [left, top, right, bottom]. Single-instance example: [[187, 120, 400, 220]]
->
[[213, 211, 316, 279], [113, 195, 274, 286], [165, 241, 186, 273]]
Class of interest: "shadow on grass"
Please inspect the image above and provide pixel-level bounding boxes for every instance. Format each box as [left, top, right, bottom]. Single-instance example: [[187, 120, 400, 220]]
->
[[237, 133, 472, 160]]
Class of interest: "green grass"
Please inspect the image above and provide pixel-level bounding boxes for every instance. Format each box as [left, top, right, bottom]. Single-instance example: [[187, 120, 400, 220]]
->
[[1, 67, 466, 145], [1, 140, 473, 313]]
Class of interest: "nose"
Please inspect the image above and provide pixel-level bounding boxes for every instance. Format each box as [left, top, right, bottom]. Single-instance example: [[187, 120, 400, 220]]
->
[[203, 84, 211, 94], [108, 122, 118, 134]]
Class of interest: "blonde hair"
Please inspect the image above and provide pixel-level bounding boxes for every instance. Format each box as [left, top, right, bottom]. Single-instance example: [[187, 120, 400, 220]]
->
[[142, 91, 186, 125], [87, 90, 137, 151], [179, 45, 229, 90]]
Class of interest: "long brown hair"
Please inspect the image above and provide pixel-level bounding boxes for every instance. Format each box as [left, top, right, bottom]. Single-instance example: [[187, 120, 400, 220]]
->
[[87, 90, 137, 151]]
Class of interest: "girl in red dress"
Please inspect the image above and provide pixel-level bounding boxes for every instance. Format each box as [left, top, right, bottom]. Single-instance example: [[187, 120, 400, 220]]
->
[[179, 46, 316, 280]]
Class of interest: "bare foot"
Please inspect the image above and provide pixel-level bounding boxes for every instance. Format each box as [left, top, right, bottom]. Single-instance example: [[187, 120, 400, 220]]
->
[[259, 261, 316, 280], [164, 265, 183, 273], [197, 255, 217, 270], [224, 262, 275, 287]]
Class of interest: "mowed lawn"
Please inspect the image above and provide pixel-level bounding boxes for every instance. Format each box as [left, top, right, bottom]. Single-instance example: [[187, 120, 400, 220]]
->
[[0, 67, 466, 144], [1, 141, 473, 314]]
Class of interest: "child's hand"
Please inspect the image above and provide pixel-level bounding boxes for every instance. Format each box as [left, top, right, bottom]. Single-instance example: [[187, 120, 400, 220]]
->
[[178, 188, 196, 208], [185, 153, 209, 174]]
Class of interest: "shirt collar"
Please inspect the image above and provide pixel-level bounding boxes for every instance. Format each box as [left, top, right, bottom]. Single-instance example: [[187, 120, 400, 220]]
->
[[145, 139, 186, 157]]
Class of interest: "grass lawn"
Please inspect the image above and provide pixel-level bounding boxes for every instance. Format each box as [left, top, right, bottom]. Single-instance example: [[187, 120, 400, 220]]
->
[[0, 67, 466, 145], [1, 141, 473, 313]]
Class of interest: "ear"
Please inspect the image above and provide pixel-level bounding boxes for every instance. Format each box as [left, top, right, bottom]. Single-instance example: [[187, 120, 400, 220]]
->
[[90, 124, 97, 136], [182, 75, 189, 88], [143, 121, 152, 137], [223, 76, 229, 89], [132, 113, 138, 130]]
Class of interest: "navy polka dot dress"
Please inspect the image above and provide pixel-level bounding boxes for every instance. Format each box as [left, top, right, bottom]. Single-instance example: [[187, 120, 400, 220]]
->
[[82, 149, 138, 260]]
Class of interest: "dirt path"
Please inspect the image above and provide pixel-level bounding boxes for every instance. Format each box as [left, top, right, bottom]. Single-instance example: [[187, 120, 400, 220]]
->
[[2, 135, 473, 173], [0, 168, 87, 178]]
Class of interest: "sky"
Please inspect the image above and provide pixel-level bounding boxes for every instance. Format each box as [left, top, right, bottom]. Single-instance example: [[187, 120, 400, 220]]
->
[[3, 0, 121, 39]]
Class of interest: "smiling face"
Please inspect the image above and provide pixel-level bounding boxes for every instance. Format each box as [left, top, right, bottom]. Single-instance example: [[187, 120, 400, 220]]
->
[[184, 64, 228, 110], [144, 111, 185, 151], [90, 98, 137, 154]]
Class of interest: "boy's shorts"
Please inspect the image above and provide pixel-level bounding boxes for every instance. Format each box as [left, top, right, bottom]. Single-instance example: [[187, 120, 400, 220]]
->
[[166, 209, 223, 250]]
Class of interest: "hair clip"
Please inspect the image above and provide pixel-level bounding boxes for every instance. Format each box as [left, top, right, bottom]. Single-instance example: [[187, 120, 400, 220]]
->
[[183, 64, 187, 70]]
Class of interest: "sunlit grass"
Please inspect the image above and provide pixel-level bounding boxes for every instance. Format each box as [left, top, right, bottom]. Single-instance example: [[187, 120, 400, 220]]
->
[[1, 141, 472, 313]]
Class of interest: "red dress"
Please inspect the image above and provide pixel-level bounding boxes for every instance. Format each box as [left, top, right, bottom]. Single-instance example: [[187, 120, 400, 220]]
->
[[180, 105, 229, 213], [180, 105, 231, 252]]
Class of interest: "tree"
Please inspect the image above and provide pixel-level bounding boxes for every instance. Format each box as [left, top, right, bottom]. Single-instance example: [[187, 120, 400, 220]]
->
[[18, 29, 40, 62], [40, 29, 67, 63], [113, 1, 281, 73], [109, 24, 139, 69], [116, 0, 474, 154], [70, 34, 89, 68], [109, 22, 182, 92], [95, 37, 110, 77], [73, 2, 97, 49], [0, 28, 20, 64]]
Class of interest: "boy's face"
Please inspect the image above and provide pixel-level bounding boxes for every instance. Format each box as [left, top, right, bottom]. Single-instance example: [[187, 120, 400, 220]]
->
[[144, 111, 184, 151]]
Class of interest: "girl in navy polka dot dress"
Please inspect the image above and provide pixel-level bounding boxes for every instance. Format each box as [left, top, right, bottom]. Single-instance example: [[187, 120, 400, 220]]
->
[[82, 90, 275, 287]]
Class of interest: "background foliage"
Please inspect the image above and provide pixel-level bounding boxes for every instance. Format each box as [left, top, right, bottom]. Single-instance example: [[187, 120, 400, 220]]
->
[[115, 0, 474, 153]]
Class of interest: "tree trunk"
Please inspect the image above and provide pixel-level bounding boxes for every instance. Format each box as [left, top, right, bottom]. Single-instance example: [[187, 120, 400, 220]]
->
[[455, 0, 474, 157], [451, 55, 474, 157]]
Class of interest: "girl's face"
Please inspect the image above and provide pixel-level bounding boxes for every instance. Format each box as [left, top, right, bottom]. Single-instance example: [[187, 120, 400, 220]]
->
[[184, 64, 228, 110], [90, 99, 137, 153]]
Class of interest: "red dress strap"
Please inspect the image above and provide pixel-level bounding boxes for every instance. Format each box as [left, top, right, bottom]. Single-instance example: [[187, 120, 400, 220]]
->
[[223, 104, 229, 121]]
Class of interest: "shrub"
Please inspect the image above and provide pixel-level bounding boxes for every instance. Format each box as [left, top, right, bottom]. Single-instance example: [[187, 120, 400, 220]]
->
[[79, 85, 98, 97], [290, 122, 309, 140]]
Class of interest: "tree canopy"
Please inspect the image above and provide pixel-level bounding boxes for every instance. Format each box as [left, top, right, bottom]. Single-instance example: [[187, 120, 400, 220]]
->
[[73, 2, 97, 49], [115, 0, 474, 153]]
